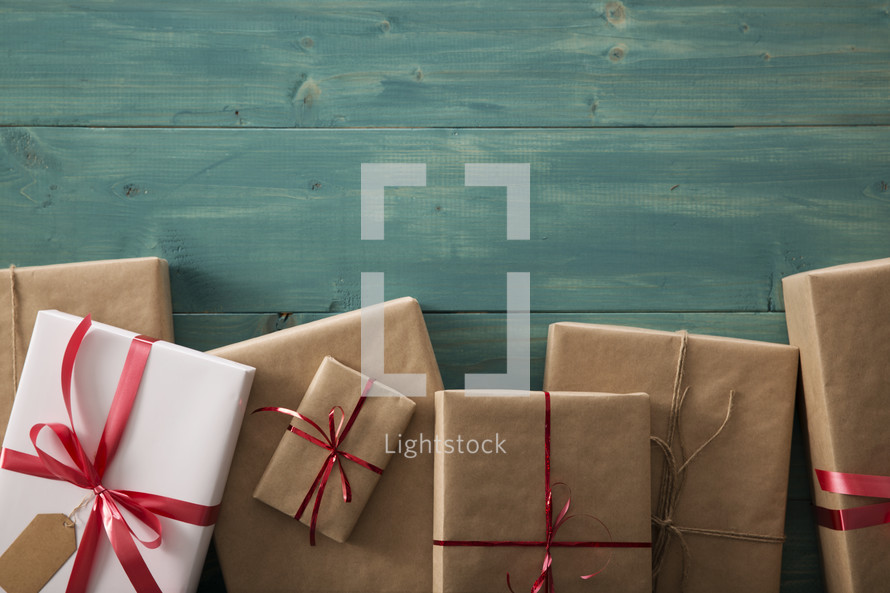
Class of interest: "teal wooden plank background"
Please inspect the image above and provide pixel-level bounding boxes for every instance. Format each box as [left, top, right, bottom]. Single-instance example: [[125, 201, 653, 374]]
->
[[3, 0, 889, 591], [1, 1, 889, 127], [2, 128, 888, 314]]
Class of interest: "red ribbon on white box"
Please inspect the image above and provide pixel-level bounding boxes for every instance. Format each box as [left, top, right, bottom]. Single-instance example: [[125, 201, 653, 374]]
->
[[1, 315, 220, 593]]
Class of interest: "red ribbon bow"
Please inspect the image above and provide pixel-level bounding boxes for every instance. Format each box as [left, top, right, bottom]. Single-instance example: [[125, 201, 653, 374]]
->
[[814, 469, 890, 531], [433, 392, 650, 593], [1, 315, 220, 593], [514, 483, 611, 593], [254, 378, 383, 545]]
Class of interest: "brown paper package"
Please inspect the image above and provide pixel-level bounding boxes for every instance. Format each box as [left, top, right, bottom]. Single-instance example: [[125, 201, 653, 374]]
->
[[211, 297, 444, 593], [783, 258, 890, 593], [253, 356, 416, 544], [433, 390, 652, 593], [0, 258, 174, 442], [543, 323, 799, 593]]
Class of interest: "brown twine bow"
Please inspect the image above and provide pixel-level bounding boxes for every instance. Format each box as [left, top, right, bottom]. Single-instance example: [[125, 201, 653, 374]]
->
[[650, 330, 784, 591], [8, 264, 18, 394]]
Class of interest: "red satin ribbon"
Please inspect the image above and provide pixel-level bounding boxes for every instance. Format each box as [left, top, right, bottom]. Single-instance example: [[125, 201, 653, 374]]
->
[[433, 392, 651, 593], [0, 315, 221, 593], [253, 378, 382, 546], [814, 469, 890, 531]]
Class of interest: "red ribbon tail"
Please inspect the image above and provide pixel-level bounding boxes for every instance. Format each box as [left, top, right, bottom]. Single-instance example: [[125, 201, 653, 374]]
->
[[65, 503, 102, 593], [533, 553, 554, 593], [294, 457, 330, 522], [308, 456, 337, 546], [506, 572, 516, 593], [100, 497, 164, 593], [337, 456, 352, 503]]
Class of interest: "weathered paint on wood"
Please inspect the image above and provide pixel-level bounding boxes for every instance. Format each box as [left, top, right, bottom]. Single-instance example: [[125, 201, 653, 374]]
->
[[2, 126, 888, 314], [1, 1, 888, 128]]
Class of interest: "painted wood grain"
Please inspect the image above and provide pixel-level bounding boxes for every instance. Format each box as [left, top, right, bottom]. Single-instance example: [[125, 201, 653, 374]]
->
[[2, 126, 888, 313], [1, 0, 888, 128]]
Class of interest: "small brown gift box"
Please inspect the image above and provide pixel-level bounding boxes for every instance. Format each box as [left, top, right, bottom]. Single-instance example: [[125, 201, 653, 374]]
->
[[544, 323, 799, 593], [211, 297, 444, 593], [0, 257, 174, 441], [253, 356, 416, 544], [433, 390, 652, 593], [783, 258, 890, 593]]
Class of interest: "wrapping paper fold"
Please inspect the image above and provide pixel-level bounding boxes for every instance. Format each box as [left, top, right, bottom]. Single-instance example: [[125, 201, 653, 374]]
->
[[0, 310, 254, 593], [543, 322, 799, 593], [253, 356, 416, 544], [783, 258, 890, 593], [0, 258, 174, 442], [433, 390, 652, 593], [211, 297, 444, 593]]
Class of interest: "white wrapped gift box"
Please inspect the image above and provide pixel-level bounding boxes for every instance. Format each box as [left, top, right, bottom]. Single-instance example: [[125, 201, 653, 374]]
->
[[0, 310, 254, 593]]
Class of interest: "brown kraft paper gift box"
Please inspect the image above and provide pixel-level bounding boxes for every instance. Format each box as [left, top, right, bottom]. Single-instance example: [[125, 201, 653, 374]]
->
[[783, 258, 890, 593], [0, 257, 174, 442], [211, 297, 444, 593], [543, 323, 799, 593], [253, 356, 416, 544], [433, 390, 652, 593]]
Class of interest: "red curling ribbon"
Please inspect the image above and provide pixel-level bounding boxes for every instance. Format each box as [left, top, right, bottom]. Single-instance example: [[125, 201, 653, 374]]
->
[[253, 378, 382, 546], [0, 315, 221, 593], [814, 469, 890, 531], [433, 392, 651, 593]]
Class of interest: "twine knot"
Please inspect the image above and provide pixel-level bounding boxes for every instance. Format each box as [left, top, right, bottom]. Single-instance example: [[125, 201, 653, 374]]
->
[[650, 330, 783, 591]]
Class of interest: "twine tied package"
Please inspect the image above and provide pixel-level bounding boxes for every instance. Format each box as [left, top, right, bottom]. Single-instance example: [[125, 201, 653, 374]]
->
[[544, 322, 798, 593]]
